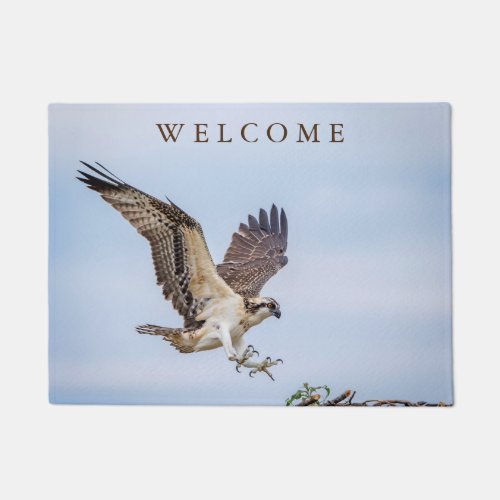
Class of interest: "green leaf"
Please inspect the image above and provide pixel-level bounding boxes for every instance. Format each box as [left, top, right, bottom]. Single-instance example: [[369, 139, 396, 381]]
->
[[285, 390, 306, 406], [323, 385, 331, 401]]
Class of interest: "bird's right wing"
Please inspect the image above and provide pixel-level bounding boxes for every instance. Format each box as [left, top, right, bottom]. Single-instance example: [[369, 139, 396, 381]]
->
[[77, 162, 234, 327], [217, 205, 288, 297]]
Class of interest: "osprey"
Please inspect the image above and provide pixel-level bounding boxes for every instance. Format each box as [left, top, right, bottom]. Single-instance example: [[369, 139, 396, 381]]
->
[[77, 162, 289, 380]]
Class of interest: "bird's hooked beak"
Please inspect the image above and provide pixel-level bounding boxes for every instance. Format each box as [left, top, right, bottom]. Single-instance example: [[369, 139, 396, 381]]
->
[[273, 310, 281, 319]]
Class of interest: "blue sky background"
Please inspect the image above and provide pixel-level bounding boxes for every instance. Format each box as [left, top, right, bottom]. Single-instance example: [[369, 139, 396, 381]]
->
[[49, 103, 452, 405]]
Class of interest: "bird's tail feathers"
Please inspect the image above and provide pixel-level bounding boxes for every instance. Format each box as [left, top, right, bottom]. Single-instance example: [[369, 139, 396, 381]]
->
[[136, 324, 195, 353], [136, 324, 181, 336]]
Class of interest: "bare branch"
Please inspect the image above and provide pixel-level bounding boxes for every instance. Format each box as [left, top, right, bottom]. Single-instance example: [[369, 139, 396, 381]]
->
[[297, 394, 321, 406], [324, 390, 351, 406]]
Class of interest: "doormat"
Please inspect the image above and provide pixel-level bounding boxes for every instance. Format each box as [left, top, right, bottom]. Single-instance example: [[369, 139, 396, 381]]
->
[[49, 103, 453, 406]]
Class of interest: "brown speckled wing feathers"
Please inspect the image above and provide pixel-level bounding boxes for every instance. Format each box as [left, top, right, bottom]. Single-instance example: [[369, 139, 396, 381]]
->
[[77, 162, 233, 327], [217, 205, 288, 297]]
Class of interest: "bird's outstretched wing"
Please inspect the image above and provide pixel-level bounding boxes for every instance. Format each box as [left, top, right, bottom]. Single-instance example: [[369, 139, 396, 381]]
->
[[77, 161, 234, 328], [216, 205, 288, 297]]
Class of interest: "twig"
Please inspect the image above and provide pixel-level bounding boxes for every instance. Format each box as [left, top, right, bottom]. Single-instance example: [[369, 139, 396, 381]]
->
[[324, 390, 351, 406], [297, 394, 321, 406], [353, 399, 450, 407]]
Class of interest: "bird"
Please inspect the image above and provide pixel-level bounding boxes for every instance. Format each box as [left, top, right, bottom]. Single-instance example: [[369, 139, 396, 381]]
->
[[77, 161, 289, 380]]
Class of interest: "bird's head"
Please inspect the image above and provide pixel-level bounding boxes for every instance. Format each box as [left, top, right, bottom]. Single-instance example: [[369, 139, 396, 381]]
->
[[244, 297, 281, 322]]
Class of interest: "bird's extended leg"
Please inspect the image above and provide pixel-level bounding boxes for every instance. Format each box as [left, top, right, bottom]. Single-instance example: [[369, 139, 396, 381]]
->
[[232, 338, 283, 381], [217, 325, 238, 360]]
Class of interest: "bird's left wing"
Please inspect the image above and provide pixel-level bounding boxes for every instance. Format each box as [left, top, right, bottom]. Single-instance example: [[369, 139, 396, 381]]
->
[[216, 205, 288, 297], [77, 162, 234, 326]]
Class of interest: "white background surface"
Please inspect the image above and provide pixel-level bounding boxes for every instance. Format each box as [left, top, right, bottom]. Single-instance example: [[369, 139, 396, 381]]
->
[[1, 1, 499, 498]]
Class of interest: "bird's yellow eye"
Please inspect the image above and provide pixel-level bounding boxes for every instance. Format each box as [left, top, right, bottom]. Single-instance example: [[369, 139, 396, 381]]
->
[[267, 303, 273, 309]]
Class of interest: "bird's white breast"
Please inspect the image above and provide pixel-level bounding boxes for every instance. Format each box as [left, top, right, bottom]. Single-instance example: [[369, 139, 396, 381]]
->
[[192, 295, 270, 353]]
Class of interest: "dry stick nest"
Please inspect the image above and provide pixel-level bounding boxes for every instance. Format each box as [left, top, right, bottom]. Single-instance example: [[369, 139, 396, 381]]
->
[[296, 390, 450, 407]]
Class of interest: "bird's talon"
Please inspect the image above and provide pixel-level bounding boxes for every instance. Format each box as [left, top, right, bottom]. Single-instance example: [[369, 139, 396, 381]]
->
[[232, 350, 283, 380], [246, 345, 259, 357]]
